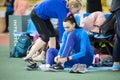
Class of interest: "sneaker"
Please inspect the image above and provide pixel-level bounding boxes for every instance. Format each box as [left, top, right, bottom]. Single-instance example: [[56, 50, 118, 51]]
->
[[24, 57, 33, 62], [39, 64, 50, 71], [112, 64, 120, 71], [69, 64, 78, 73], [48, 64, 64, 72], [70, 64, 87, 73], [33, 54, 45, 62], [77, 64, 87, 73], [52, 63, 64, 70], [26, 63, 39, 71]]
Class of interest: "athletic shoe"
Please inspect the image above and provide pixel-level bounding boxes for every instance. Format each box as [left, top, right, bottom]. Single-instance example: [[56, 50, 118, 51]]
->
[[24, 57, 33, 62], [48, 63, 64, 72], [33, 54, 45, 63], [77, 64, 87, 73], [26, 63, 39, 71], [112, 64, 120, 71], [70, 64, 87, 73], [69, 64, 78, 73], [39, 64, 50, 71], [52, 63, 64, 70]]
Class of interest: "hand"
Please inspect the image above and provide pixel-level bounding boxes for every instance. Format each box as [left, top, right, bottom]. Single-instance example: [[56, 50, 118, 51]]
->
[[59, 57, 67, 64], [54, 55, 60, 63]]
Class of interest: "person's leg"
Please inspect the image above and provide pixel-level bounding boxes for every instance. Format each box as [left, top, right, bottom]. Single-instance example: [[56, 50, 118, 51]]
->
[[5, 11, 13, 32], [61, 32, 80, 58], [31, 18, 56, 61], [5, 12, 8, 32], [32, 43, 48, 61], [24, 38, 46, 59], [46, 48, 58, 66], [24, 10, 49, 59], [112, 9, 120, 70], [64, 53, 93, 68], [48, 37, 56, 48], [32, 50, 46, 61], [45, 20, 56, 48]]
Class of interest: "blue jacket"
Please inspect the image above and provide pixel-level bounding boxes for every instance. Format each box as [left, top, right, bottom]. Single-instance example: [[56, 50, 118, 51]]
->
[[58, 28, 94, 60], [34, 0, 68, 19], [34, 0, 69, 42]]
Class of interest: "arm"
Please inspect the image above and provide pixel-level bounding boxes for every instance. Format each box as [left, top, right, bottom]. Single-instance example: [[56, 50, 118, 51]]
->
[[58, 32, 68, 56], [54, 32, 68, 63], [71, 30, 88, 60]]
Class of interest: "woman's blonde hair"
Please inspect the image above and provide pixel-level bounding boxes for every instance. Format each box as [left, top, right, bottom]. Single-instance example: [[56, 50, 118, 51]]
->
[[66, 0, 82, 9]]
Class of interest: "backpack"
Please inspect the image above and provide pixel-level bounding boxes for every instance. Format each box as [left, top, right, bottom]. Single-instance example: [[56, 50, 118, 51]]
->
[[10, 34, 32, 58]]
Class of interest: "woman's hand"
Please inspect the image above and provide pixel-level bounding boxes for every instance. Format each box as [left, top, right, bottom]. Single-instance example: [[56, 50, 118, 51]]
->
[[59, 57, 67, 63], [54, 55, 60, 63]]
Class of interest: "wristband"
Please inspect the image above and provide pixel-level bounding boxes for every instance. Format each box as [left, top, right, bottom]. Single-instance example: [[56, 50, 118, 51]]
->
[[67, 57, 70, 61]]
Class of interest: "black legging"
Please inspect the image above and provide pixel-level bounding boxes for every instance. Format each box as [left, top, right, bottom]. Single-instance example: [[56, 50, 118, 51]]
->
[[30, 10, 56, 43]]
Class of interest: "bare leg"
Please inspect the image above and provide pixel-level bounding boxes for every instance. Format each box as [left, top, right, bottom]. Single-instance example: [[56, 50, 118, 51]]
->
[[33, 50, 46, 61], [32, 37, 56, 61], [48, 37, 56, 48], [24, 38, 46, 60]]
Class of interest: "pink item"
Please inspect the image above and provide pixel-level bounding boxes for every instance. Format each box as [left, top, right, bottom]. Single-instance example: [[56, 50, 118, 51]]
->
[[33, 34, 40, 42], [80, 11, 106, 33], [67, 12, 71, 17]]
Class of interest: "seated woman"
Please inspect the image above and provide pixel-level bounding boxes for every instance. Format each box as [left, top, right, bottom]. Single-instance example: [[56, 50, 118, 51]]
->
[[40, 14, 94, 71]]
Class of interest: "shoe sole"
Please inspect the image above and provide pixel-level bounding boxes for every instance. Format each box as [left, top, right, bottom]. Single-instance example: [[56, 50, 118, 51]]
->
[[26, 66, 38, 71]]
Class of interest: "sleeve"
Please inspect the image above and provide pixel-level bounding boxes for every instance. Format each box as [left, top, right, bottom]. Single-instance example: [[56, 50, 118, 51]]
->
[[58, 32, 68, 56], [57, 16, 65, 43], [71, 30, 88, 60]]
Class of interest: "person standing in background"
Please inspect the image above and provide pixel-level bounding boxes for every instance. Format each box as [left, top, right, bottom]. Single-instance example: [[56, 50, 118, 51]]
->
[[14, 0, 28, 15], [86, 0, 102, 13], [110, 0, 120, 71], [4, 0, 14, 32]]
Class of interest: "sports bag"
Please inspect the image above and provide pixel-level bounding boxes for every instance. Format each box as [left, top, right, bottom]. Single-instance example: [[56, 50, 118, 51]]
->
[[10, 34, 31, 58]]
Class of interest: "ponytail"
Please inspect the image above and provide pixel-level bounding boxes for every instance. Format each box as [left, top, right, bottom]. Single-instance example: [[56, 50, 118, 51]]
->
[[64, 13, 80, 28]]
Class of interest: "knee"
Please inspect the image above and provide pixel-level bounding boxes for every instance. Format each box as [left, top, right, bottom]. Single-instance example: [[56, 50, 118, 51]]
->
[[47, 48, 56, 54], [40, 34, 49, 43]]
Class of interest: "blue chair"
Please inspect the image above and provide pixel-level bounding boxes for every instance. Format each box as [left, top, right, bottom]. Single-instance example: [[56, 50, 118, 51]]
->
[[83, 13, 90, 18], [104, 14, 110, 19]]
